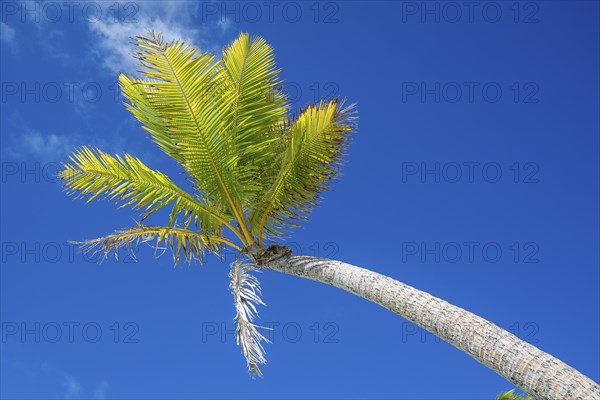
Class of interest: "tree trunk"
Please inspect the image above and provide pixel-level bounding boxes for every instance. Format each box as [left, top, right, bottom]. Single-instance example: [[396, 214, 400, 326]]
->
[[256, 251, 600, 400]]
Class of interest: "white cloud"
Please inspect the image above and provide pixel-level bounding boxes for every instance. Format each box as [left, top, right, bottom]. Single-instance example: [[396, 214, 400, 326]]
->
[[38, 28, 71, 63], [93, 380, 109, 400], [24, 130, 80, 161], [63, 375, 83, 399], [3, 108, 147, 163], [1, 21, 16, 45], [5, 129, 82, 162], [61, 373, 109, 399], [39, 362, 109, 400], [217, 17, 233, 34], [87, 1, 233, 74], [14, 2, 71, 62]]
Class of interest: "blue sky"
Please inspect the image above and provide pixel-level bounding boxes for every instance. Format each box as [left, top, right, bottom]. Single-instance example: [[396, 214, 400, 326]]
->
[[1, 1, 599, 399]]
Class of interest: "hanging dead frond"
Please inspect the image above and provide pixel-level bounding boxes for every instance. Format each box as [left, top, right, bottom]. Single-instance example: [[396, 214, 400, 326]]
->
[[229, 259, 270, 377], [73, 223, 239, 265]]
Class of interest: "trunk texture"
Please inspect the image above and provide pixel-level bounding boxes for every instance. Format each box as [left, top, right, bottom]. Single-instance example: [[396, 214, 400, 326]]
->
[[258, 251, 599, 400]]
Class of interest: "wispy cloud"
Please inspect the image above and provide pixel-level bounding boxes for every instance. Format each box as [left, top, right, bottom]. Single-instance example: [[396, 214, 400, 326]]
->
[[5, 129, 82, 162], [63, 376, 108, 400], [4, 126, 145, 163], [36, 362, 109, 400], [217, 17, 233, 34], [1, 21, 18, 55], [1, 21, 16, 44], [87, 1, 234, 74], [37, 27, 71, 63], [15, 1, 72, 63], [63, 374, 83, 399], [93, 380, 109, 400]]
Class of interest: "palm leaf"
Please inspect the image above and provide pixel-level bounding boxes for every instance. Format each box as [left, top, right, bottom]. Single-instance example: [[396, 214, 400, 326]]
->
[[119, 74, 182, 163], [119, 32, 252, 242], [496, 390, 532, 400], [229, 258, 270, 377], [59, 146, 228, 233], [219, 33, 288, 197], [74, 223, 240, 264], [250, 99, 356, 242]]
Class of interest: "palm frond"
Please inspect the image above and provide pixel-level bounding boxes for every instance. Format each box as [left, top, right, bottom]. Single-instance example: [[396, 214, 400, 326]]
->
[[119, 74, 181, 163], [74, 224, 240, 264], [59, 146, 229, 234], [229, 258, 270, 377], [496, 390, 532, 400], [250, 100, 356, 242], [219, 33, 288, 194], [119, 32, 252, 242]]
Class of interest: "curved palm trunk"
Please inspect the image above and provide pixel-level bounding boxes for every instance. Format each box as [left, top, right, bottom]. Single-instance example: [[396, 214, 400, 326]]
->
[[257, 252, 600, 400]]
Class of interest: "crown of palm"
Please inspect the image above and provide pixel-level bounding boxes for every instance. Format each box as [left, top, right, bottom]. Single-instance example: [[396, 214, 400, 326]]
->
[[61, 32, 355, 256]]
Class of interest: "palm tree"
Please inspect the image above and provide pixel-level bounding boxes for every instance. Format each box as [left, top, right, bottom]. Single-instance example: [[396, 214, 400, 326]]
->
[[59, 32, 599, 399]]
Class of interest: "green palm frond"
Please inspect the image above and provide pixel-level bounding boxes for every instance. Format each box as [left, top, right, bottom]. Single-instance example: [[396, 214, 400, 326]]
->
[[250, 100, 356, 243], [74, 224, 241, 264], [59, 146, 230, 235], [119, 74, 181, 163], [219, 33, 288, 184], [119, 32, 219, 171], [119, 32, 253, 242], [496, 390, 532, 400]]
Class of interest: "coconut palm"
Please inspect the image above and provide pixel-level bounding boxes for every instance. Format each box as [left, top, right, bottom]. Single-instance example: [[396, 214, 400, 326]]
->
[[59, 32, 599, 399]]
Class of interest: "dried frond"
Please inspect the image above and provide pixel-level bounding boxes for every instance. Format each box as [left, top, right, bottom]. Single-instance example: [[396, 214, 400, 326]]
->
[[229, 259, 270, 377], [74, 224, 239, 265]]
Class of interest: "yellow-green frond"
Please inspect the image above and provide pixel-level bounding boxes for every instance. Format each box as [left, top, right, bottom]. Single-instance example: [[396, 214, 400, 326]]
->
[[74, 224, 241, 265], [59, 146, 229, 234], [220, 33, 288, 188], [496, 390, 532, 400], [119, 74, 182, 163], [250, 100, 356, 241], [119, 32, 254, 243]]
